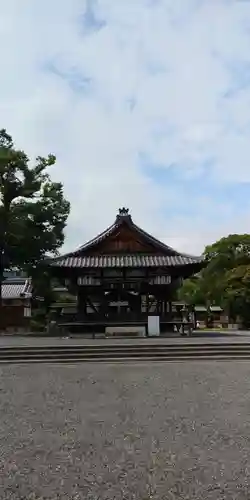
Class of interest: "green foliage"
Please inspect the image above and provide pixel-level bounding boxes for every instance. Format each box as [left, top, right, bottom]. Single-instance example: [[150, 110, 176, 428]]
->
[[0, 129, 70, 269], [6, 181, 70, 268], [179, 234, 250, 325], [55, 293, 76, 303], [204, 234, 250, 266], [177, 275, 206, 305], [223, 264, 250, 325], [202, 234, 250, 302], [31, 267, 56, 313], [0, 128, 70, 307], [30, 315, 46, 333], [0, 129, 55, 209]]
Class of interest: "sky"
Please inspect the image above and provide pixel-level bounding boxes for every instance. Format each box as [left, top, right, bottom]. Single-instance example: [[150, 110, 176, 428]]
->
[[1, 0, 250, 255]]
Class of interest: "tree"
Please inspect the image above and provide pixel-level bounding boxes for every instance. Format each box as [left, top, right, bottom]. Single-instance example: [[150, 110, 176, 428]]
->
[[202, 234, 250, 307], [222, 265, 250, 326], [178, 234, 250, 323], [6, 181, 70, 269], [0, 129, 70, 312], [177, 275, 206, 305]]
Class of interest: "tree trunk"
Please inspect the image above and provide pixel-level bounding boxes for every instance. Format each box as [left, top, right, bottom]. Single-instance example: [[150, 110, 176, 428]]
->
[[0, 201, 11, 328], [0, 218, 5, 327], [0, 249, 3, 329]]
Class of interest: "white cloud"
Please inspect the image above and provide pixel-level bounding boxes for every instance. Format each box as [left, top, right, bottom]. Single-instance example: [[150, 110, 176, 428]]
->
[[1, 0, 250, 255]]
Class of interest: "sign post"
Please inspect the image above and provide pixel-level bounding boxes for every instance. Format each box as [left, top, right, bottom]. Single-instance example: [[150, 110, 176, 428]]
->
[[147, 315, 160, 337]]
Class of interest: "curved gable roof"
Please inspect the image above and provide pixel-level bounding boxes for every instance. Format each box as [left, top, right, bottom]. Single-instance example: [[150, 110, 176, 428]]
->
[[50, 209, 204, 267], [74, 211, 180, 256]]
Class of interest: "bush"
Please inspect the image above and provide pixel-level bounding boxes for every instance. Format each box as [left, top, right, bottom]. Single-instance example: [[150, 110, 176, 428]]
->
[[30, 319, 45, 332]]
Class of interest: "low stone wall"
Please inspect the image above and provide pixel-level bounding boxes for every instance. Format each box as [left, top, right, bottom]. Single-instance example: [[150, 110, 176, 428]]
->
[[105, 326, 146, 337], [228, 323, 240, 330]]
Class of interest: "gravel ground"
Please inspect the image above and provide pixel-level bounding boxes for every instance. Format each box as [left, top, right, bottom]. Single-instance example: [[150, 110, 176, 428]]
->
[[1, 362, 250, 499]]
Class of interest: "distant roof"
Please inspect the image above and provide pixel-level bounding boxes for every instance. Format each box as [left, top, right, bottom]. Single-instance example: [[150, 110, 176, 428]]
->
[[50, 208, 204, 269], [194, 306, 207, 312], [1, 278, 32, 300], [195, 305, 223, 312], [210, 306, 223, 312]]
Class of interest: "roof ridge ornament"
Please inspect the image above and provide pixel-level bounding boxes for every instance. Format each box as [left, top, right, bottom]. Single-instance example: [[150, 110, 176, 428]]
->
[[118, 207, 129, 216], [116, 207, 132, 223]]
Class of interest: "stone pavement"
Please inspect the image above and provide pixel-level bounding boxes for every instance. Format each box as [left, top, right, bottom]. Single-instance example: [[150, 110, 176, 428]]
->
[[0, 331, 249, 347]]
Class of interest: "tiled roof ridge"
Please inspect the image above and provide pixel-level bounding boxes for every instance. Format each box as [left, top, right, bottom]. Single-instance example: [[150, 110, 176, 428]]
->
[[3, 277, 26, 283], [50, 253, 204, 269]]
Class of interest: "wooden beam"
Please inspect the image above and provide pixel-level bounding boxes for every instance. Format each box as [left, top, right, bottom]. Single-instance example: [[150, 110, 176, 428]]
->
[[86, 296, 99, 314]]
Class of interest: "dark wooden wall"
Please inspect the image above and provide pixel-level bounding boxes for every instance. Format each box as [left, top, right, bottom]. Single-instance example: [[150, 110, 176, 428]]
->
[[92, 226, 158, 254], [0, 305, 30, 330]]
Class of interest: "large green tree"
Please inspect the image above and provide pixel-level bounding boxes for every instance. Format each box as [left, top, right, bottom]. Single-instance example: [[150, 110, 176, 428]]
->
[[178, 234, 250, 324], [202, 234, 250, 303], [222, 264, 250, 325], [0, 129, 70, 310]]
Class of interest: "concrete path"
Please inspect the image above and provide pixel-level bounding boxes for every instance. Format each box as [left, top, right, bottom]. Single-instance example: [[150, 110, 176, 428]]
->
[[0, 331, 250, 347]]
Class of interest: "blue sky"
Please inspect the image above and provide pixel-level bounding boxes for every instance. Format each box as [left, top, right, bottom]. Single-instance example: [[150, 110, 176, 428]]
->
[[1, 0, 250, 254]]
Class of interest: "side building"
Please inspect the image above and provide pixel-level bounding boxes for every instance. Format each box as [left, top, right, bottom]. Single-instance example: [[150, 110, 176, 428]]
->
[[48, 208, 205, 335], [0, 275, 32, 332]]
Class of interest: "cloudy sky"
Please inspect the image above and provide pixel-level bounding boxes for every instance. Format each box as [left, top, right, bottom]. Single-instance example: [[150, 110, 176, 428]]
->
[[1, 0, 250, 255]]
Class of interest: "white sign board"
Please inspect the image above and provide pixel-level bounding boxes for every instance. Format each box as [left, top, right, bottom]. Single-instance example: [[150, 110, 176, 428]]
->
[[147, 315, 160, 337], [24, 307, 31, 318]]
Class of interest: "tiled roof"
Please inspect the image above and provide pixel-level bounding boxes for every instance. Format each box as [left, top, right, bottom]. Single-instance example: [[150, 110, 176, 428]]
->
[[1, 278, 32, 300], [49, 209, 205, 269], [51, 254, 203, 268], [74, 212, 180, 256]]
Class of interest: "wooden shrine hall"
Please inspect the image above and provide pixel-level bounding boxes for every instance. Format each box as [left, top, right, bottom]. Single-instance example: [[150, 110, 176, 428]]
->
[[49, 208, 205, 335]]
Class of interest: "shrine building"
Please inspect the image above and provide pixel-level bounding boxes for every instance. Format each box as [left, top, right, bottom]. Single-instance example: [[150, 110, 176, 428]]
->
[[48, 208, 204, 335]]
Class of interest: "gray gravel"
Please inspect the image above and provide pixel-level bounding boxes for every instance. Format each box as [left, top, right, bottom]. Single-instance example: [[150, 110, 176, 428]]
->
[[1, 362, 250, 499]]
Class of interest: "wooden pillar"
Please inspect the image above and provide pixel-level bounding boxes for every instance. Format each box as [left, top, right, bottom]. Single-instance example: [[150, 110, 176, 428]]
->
[[145, 292, 149, 337], [163, 300, 167, 316], [156, 297, 160, 315], [77, 288, 87, 318], [76, 288, 81, 316], [77, 288, 80, 315], [169, 301, 172, 320], [159, 299, 163, 315], [100, 290, 108, 318]]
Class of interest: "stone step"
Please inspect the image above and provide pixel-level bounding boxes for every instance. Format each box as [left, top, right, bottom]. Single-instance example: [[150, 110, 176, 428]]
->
[[1, 345, 250, 354], [1, 346, 250, 363], [2, 342, 250, 351], [1, 355, 250, 364]]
